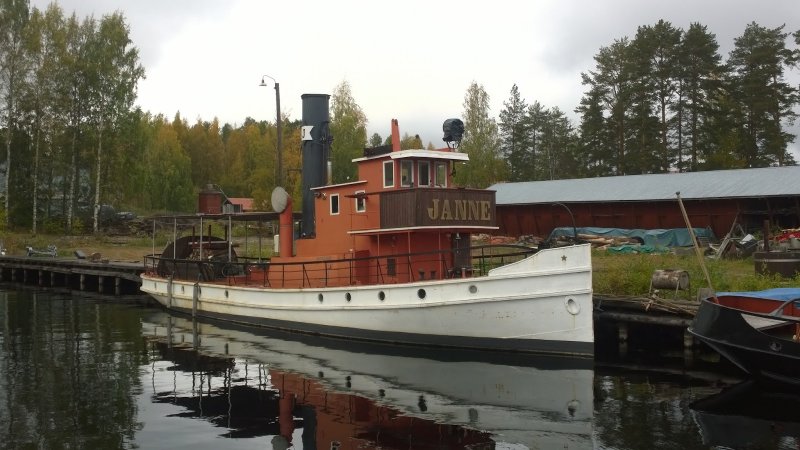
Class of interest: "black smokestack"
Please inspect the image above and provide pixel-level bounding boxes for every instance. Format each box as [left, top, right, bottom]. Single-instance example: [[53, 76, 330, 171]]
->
[[300, 94, 331, 238]]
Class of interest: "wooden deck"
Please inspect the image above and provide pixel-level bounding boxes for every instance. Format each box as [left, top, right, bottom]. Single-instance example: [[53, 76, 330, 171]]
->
[[0, 255, 144, 295]]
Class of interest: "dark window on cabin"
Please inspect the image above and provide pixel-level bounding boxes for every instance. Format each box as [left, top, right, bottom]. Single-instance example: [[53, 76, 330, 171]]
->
[[355, 190, 366, 212], [330, 194, 340, 215], [435, 162, 447, 187], [400, 160, 413, 187], [418, 161, 430, 186], [383, 161, 394, 188], [387, 258, 396, 276]]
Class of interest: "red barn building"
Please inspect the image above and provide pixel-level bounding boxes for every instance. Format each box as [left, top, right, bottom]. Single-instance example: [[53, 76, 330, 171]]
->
[[489, 166, 800, 239]]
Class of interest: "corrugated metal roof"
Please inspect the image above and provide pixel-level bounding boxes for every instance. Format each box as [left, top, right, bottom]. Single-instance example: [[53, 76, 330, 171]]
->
[[489, 166, 800, 205]]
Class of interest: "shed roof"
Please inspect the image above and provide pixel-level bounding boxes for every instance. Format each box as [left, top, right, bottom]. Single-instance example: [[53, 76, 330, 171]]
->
[[489, 165, 800, 205], [225, 197, 254, 211]]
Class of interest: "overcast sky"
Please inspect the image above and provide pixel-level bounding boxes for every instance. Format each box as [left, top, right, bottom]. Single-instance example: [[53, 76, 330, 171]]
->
[[31, 0, 800, 154]]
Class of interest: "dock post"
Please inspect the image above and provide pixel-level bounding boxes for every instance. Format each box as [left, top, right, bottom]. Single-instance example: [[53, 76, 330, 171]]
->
[[618, 323, 629, 357], [23, 269, 28, 283], [50, 272, 55, 287], [38, 270, 44, 286], [80, 274, 86, 291], [115, 277, 121, 296], [192, 282, 199, 317], [98, 275, 104, 293], [683, 329, 695, 365]]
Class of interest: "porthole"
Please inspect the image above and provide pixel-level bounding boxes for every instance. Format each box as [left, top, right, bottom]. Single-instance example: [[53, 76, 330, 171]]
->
[[417, 289, 426, 299], [469, 285, 478, 294], [378, 291, 386, 301], [566, 298, 580, 315], [318, 293, 324, 303], [345, 292, 351, 302]]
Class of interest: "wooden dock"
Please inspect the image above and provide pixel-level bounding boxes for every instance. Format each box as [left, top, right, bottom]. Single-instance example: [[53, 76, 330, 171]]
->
[[0, 255, 144, 295], [594, 294, 701, 357]]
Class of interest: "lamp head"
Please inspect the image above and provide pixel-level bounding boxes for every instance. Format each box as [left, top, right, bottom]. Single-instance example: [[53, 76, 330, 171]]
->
[[259, 76, 267, 87]]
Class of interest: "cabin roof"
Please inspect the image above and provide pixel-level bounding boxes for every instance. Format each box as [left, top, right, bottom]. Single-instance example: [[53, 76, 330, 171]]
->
[[352, 149, 469, 163], [311, 180, 368, 191], [489, 165, 800, 205]]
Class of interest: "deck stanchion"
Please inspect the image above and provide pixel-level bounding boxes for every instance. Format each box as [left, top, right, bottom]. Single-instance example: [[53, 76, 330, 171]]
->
[[168, 275, 173, 308], [192, 281, 199, 317]]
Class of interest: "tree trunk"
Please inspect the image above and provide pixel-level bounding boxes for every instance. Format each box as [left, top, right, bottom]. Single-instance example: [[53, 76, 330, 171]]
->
[[93, 126, 103, 234], [32, 124, 40, 234], [4, 81, 13, 228], [67, 128, 77, 232], [4, 121, 11, 228]]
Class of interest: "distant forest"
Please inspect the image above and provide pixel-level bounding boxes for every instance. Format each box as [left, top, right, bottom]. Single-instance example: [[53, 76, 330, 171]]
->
[[0, 1, 798, 233]]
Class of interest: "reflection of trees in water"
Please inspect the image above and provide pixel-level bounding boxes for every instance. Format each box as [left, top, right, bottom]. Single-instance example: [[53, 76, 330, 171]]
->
[[593, 372, 721, 450], [0, 290, 148, 448]]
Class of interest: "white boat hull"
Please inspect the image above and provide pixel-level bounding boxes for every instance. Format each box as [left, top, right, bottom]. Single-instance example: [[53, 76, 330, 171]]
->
[[140, 244, 593, 356]]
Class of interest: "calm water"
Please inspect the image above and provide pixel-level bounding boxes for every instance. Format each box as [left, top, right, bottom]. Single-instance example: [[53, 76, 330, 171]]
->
[[1, 287, 798, 450]]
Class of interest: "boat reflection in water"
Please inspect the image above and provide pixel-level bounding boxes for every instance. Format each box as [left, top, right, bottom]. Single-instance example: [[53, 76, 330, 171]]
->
[[141, 311, 594, 449], [690, 380, 800, 448]]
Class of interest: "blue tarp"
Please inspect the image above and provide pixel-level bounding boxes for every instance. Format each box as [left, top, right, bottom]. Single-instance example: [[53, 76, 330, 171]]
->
[[549, 226, 717, 248], [717, 288, 800, 301], [606, 244, 669, 254]]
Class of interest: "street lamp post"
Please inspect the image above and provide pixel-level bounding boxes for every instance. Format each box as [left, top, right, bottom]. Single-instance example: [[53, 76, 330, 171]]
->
[[260, 75, 282, 186]]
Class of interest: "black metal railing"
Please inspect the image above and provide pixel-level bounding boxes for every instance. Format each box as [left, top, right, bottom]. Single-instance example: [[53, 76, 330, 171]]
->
[[143, 244, 538, 288]]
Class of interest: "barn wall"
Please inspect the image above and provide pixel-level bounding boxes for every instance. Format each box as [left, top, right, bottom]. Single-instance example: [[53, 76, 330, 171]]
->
[[496, 196, 800, 239]]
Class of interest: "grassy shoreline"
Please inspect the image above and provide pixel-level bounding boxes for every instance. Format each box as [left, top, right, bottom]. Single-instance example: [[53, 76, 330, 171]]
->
[[3, 232, 795, 298]]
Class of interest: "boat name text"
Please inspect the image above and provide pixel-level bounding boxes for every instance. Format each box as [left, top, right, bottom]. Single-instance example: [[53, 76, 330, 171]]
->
[[427, 199, 492, 221]]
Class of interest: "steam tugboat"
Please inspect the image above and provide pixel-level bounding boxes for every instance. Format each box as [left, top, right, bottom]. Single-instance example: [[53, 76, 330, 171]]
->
[[140, 94, 593, 357]]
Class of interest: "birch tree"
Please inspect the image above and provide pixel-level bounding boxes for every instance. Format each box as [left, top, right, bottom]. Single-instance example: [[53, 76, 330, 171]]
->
[[0, 0, 30, 227], [455, 82, 505, 188], [330, 80, 367, 184], [87, 12, 143, 233]]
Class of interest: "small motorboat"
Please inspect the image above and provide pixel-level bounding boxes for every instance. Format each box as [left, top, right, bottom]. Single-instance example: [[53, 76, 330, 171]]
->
[[689, 288, 800, 386]]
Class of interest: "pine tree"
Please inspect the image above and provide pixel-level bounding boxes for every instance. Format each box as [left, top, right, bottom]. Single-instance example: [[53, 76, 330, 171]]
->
[[676, 23, 723, 171], [727, 22, 798, 167], [498, 84, 528, 181], [580, 39, 633, 174]]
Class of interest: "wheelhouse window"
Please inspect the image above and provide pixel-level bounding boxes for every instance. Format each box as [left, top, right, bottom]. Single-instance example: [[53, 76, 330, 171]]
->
[[435, 162, 447, 187], [418, 161, 430, 187], [383, 161, 394, 188], [400, 160, 413, 187], [330, 194, 340, 215], [355, 190, 366, 212]]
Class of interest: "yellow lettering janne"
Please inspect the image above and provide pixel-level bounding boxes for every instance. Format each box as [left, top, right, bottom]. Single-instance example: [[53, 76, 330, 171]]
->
[[427, 199, 492, 221]]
